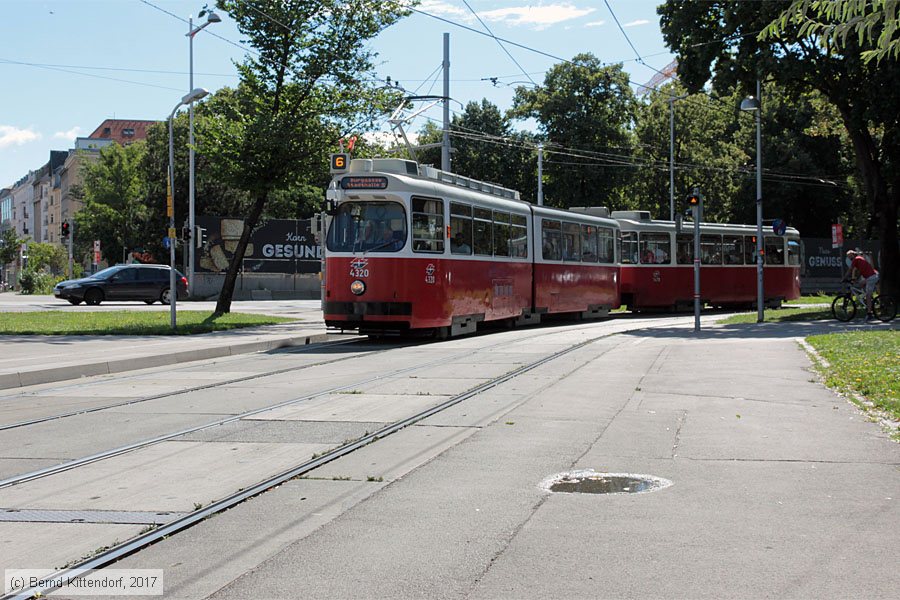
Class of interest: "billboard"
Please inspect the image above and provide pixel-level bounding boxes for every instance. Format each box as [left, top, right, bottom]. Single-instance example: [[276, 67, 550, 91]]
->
[[195, 216, 321, 275]]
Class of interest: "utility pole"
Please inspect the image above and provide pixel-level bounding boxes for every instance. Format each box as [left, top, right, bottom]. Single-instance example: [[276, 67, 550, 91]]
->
[[537, 143, 544, 206], [441, 32, 451, 172]]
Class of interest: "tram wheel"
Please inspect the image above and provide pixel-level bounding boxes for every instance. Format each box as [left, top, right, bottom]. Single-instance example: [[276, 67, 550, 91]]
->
[[434, 326, 450, 340]]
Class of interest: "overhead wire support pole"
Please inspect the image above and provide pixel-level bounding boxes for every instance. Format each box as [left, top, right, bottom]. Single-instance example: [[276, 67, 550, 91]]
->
[[755, 79, 764, 323], [668, 94, 687, 222], [537, 143, 543, 206], [442, 33, 451, 172]]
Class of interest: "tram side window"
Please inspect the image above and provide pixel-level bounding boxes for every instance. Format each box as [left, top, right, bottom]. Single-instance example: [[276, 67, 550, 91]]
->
[[510, 214, 528, 258], [562, 222, 581, 261], [676, 234, 693, 264], [412, 197, 444, 253], [493, 211, 510, 257], [639, 233, 670, 264], [744, 236, 758, 264], [598, 227, 615, 263], [541, 220, 562, 261], [787, 238, 801, 266], [621, 232, 638, 264], [473, 207, 493, 256], [450, 202, 473, 255], [765, 236, 784, 265], [723, 235, 743, 265], [701, 234, 723, 265], [581, 225, 599, 263]]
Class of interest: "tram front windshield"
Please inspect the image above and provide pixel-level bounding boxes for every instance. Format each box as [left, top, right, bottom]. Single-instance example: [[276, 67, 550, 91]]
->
[[327, 201, 408, 253]]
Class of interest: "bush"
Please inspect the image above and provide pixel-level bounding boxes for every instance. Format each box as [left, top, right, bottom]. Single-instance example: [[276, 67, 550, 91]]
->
[[19, 269, 64, 295]]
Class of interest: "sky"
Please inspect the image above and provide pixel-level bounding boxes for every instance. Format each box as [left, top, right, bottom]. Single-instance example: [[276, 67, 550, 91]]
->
[[0, 0, 675, 188]]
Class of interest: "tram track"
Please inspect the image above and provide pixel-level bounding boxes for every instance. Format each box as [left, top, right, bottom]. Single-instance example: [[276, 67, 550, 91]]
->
[[5, 315, 675, 600], [0, 336, 374, 433], [7, 315, 704, 600], [0, 315, 696, 494]]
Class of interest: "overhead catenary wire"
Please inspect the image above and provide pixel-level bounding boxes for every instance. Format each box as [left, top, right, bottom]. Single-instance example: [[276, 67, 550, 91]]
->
[[134, 0, 846, 192]]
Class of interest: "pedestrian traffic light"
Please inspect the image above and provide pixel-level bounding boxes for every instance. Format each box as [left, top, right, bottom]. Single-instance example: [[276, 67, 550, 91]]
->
[[195, 226, 208, 249], [61, 221, 70, 238]]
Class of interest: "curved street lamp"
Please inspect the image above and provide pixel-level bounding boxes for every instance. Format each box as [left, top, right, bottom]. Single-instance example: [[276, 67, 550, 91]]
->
[[167, 87, 209, 330], [741, 80, 764, 324]]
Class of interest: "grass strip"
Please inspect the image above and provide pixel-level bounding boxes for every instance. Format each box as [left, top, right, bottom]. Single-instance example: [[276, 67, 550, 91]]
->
[[785, 293, 836, 305], [718, 306, 832, 324], [807, 330, 900, 426], [0, 311, 297, 336]]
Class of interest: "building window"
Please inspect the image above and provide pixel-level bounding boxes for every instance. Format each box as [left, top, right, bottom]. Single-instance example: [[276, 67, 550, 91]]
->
[[123, 128, 135, 137]]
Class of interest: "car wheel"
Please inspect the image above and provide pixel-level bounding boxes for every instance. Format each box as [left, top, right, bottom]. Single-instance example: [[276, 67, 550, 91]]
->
[[160, 288, 172, 305], [67, 298, 83, 306], [84, 288, 103, 306], [144, 300, 155, 305]]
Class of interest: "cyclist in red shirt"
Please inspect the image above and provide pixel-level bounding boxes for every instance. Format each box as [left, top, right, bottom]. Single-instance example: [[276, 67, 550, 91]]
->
[[845, 249, 880, 320]]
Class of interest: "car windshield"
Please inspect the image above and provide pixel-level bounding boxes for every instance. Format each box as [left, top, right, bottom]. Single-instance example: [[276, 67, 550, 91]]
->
[[326, 201, 407, 253], [89, 266, 126, 280]]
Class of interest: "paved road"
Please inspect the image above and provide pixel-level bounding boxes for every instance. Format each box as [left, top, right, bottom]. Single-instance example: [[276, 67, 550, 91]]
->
[[0, 316, 896, 599]]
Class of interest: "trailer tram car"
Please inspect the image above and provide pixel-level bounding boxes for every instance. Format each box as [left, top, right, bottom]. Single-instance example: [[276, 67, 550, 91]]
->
[[611, 211, 801, 311], [323, 158, 620, 337]]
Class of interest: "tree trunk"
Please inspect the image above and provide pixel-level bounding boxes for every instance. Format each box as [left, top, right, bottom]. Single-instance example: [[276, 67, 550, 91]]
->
[[214, 190, 269, 315]]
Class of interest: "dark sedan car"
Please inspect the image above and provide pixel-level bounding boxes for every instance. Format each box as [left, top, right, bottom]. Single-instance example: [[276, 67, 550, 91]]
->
[[54, 264, 188, 306]]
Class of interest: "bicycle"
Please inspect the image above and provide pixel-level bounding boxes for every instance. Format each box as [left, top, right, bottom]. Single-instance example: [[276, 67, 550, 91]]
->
[[831, 281, 896, 322]]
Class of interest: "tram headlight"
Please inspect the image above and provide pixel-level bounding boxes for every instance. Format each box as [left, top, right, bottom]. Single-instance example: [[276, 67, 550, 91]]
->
[[350, 279, 366, 296]]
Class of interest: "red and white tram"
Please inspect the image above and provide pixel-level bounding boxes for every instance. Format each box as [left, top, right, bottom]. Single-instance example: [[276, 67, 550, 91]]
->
[[323, 158, 620, 336], [611, 210, 801, 311]]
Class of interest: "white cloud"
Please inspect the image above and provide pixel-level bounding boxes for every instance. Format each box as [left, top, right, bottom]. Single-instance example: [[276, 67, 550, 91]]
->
[[0, 125, 41, 149], [585, 20, 606, 27], [415, 1, 471, 21], [479, 4, 597, 30], [53, 126, 84, 140], [623, 19, 650, 28]]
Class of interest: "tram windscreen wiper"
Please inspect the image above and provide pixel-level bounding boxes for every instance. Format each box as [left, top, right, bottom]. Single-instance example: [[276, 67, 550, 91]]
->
[[364, 238, 399, 254]]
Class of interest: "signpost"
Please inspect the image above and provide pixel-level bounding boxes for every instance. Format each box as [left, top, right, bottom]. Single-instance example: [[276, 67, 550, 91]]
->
[[831, 223, 843, 249]]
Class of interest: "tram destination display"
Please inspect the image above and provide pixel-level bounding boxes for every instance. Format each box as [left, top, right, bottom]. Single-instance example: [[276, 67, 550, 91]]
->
[[195, 216, 321, 275]]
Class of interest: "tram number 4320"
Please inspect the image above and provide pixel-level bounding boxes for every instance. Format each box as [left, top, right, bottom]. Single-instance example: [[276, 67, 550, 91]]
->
[[349, 267, 369, 278]]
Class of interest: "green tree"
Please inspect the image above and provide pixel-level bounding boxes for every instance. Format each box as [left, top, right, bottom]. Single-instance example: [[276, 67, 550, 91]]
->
[[510, 55, 637, 209], [417, 99, 538, 202], [0, 228, 23, 288], [658, 0, 900, 297], [24, 242, 67, 274], [202, 0, 411, 315], [764, 0, 900, 64], [76, 143, 149, 265], [632, 83, 748, 221]]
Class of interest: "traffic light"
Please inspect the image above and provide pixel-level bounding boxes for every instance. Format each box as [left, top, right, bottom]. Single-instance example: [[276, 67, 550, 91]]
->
[[195, 226, 208, 249], [687, 192, 701, 206], [182, 227, 191, 243], [61, 221, 70, 238]]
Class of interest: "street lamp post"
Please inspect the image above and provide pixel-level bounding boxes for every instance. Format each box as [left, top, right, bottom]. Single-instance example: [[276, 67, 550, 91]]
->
[[186, 10, 221, 298], [741, 80, 764, 323], [167, 88, 210, 330]]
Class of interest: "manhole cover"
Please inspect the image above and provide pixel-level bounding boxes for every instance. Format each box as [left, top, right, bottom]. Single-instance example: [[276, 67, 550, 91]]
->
[[542, 470, 672, 495]]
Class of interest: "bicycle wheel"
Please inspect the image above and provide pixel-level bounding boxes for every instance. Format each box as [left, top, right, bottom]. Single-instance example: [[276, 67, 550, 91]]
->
[[831, 294, 856, 322], [874, 295, 896, 322]]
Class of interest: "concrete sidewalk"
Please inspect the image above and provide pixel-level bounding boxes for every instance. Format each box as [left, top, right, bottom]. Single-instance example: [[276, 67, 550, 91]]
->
[[94, 319, 898, 600], [0, 321, 350, 390]]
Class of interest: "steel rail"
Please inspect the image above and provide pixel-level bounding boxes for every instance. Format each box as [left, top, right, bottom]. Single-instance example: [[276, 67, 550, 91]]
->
[[0, 322, 591, 490], [5, 323, 633, 600], [0, 336, 369, 432]]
